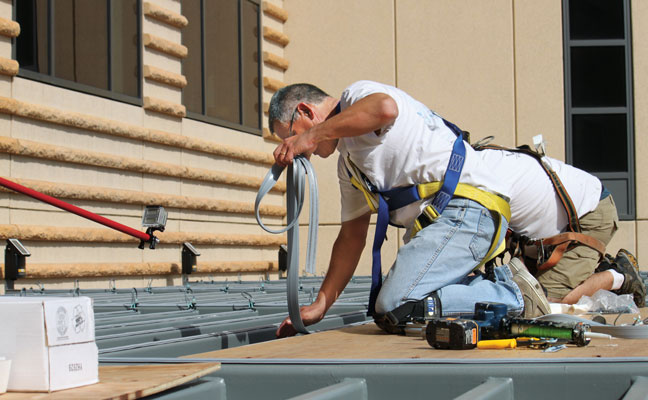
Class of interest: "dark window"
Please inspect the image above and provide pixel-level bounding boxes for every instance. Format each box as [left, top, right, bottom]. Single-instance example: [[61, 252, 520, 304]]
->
[[182, 0, 262, 134], [569, 0, 625, 40], [572, 114, 627, 172], [564, 0, 634, 219], [570, 46, 626, 108], [14, 0, 141, 103]]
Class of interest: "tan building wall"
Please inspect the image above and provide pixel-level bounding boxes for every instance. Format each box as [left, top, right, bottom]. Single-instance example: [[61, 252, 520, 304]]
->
[[0, 0, 290, 290], [633, 1, 648, 262], [0, 0, 646, 291]]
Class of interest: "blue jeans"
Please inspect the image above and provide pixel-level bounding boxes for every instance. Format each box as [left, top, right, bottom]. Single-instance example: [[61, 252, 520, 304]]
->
[[375, 198, 523, 316]]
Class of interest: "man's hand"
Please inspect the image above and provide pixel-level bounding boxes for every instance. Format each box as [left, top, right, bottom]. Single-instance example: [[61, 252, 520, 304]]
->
[[275, 300, 326, 338], [273, 130, 317, 167]]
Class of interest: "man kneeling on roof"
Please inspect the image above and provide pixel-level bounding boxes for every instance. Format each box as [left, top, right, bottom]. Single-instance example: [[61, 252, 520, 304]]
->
[[268, 80, 645, 337]]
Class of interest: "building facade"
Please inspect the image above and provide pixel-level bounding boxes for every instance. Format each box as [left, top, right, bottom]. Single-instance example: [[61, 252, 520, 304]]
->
[[0, 0, 645, 289]]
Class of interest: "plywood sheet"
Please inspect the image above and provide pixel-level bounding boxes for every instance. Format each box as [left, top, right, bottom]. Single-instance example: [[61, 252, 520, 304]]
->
[[191, 318, 648, 361], [3, 363, 220, 400]]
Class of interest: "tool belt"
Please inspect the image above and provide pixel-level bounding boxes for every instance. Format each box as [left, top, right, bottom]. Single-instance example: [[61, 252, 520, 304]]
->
[[507, 230, 606, 273]]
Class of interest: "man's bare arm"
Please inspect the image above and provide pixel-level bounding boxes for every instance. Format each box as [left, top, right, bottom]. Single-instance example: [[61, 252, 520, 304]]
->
[[317, 211, 371, 311], [275, 212, 371, 337], [276, 94, 398, 164], [309, 93, 398, 143]]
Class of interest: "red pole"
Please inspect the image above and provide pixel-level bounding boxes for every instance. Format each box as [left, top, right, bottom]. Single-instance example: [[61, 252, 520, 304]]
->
[[0, 176, 151, 242]]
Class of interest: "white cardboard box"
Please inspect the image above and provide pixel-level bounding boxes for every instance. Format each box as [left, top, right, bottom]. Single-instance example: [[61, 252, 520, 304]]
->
[[0, 296, 98, 392]]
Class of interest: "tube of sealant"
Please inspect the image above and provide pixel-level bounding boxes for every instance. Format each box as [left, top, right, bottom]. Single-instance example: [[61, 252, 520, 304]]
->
[[584, 332, 613, 340]]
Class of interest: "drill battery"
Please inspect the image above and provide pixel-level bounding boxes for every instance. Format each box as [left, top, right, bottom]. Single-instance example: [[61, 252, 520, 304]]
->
[[424, 302, 508, 350], [425, 317, 479, 349]]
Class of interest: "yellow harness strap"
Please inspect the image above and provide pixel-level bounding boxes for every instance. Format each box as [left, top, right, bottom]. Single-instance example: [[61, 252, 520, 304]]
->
[[350, 176, 378, 213], [346, 154, 510, 270], [346, 154, 379, 212], [415, 182, 511, 268]]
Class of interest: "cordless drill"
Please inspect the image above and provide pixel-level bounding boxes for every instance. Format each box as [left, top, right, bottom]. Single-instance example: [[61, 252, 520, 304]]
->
[[424, 302, 507, 349], [425, 302, 590, 350]]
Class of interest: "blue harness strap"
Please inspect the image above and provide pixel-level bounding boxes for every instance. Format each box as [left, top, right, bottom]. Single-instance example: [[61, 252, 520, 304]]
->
[[367, 119, 466, 315], [383, 185, 420, 210], [368, 194, 389, 314], [431, 132, 466, 213], [442, 118, 465, 138]]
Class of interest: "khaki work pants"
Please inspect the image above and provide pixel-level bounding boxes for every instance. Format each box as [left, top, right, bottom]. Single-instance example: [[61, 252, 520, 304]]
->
[[536, 195, 619, 299]]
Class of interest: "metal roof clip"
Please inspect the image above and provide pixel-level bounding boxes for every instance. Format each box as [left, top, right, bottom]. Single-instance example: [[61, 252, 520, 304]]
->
[[242, 291, 255, 310], [128, 287, 139, 311]]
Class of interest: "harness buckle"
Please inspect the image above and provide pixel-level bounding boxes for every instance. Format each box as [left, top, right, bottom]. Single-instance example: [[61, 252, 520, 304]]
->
[[423, 205, 440, 221], [533, 134, 546, 156], [413, 205, 440, 236], [537, 238, 546, 264], [472, 135, 495, 150]]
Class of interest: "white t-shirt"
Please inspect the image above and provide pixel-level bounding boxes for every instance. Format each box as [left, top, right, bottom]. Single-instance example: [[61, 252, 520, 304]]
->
[[336, 80, 602, 240], [476, 149, 601, 238]]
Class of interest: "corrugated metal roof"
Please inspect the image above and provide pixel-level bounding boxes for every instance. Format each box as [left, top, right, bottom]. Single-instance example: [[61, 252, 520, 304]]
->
[[4, 274, 648, 399], [6, 277, 371, 357]]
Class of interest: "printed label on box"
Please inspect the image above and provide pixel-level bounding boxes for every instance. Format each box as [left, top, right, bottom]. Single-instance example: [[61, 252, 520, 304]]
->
[[44, 298, 95, 346], [48, 342, 99, 392]]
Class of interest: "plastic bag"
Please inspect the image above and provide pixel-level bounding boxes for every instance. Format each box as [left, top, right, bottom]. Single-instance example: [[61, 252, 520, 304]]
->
[[575, 289, 640, 314]]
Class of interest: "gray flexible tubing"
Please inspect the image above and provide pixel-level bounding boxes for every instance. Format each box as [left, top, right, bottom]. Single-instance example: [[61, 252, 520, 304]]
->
[[255, 156, 318, 334]]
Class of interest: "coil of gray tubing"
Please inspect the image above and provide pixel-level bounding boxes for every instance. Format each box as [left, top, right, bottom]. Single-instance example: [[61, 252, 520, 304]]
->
[[255, 156, 318, 334]]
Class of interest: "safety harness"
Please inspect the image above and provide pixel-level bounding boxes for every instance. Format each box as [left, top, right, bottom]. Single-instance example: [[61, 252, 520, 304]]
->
[[475, 140, 607, 273], [349, 119, 609, 316], [345, 119, 511, 316]]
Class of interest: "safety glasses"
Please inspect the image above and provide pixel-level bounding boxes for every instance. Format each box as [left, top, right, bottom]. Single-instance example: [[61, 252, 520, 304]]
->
[[288, 106, 299, 137]]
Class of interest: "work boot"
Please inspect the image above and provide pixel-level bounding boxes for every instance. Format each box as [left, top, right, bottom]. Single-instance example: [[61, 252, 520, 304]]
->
[[373, 314, 405, 335], [506, 257, 526, 276], [506, 257, 550, 298], [618, 248, 640, 271], [373, 293, 442, 334], [594, 253, 616, 273], [508, 258, 551, 318], [614, 249, 646, 308]]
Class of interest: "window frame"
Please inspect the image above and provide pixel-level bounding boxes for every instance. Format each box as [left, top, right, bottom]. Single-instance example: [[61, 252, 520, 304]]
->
[[562, 0, 635, 220], [182, 0, 263, 136], [12, 0, 143, 106]]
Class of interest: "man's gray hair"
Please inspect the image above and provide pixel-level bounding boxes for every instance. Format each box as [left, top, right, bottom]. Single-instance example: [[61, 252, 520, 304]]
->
[[268, 83, 330, 133]]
